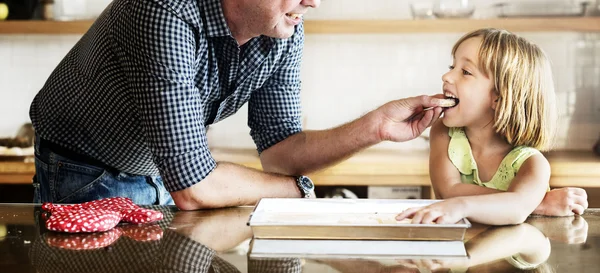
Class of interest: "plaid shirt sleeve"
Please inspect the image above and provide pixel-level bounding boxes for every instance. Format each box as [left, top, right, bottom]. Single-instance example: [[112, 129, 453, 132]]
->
[[155, 230, 217, 273], [248, 23, 305, 154], [248, 258, 303, 273], [113, 1, 216, 192]]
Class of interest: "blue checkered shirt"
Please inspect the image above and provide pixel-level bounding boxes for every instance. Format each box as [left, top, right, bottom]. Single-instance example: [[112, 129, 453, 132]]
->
[[29, 0, 303, 192]]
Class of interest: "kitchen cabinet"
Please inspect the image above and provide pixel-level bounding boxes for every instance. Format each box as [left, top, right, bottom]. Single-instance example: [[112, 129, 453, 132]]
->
[[1, 18, 600, 34]]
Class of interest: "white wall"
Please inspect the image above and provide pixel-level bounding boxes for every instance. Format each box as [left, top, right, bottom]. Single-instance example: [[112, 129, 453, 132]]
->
[[1, 0, 599, 151]]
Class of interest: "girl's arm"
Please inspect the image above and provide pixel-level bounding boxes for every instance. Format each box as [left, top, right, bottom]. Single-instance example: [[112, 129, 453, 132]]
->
[[458, 154, 550, 224], [394, 223, 551, 271], [462, 223, 551, 268], [399, 120, 549, 225], [397, 153, 550, 225], [429, 119, 588, 217], [428, 120, 500, 198]]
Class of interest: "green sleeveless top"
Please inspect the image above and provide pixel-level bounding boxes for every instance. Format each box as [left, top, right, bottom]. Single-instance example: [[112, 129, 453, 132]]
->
[[447, 127, 542, 191]]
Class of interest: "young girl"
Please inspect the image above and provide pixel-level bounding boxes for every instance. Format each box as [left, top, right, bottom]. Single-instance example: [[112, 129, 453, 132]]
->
[[396, 28, 557, 225]]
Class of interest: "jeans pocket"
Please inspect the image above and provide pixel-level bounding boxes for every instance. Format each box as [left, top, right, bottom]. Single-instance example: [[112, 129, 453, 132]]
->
[[34, 153, 52, 203], [54, 161, 110, 203], [33, 175, 40, 203]]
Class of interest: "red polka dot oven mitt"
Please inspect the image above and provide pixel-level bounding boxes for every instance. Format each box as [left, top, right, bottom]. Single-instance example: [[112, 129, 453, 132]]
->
[[42, 197, 164, 233], [46, 228, 122, 250], [45, 224, 164, 250]]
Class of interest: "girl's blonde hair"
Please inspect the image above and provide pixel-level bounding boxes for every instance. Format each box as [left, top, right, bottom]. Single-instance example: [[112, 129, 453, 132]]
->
[[452, 28, 557, 151]]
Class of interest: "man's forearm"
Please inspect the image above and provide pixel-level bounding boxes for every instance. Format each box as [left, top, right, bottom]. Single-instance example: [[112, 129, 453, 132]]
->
[[171, 162, 301, 210], [171, 207, 253, 251], [260, 112, 381, 175]]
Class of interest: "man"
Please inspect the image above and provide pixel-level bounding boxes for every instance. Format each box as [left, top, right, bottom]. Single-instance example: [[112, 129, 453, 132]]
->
[[30, 0, 587, 216]]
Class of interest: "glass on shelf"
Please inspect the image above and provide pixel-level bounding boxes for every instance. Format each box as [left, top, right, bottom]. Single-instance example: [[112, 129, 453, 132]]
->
[[433, 0, 475, 18], [410, 1, 435, 19], [53, 0, 91, 21]]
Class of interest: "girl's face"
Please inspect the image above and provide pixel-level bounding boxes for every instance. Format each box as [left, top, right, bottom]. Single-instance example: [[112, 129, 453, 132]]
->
[[441, 37, 497, 129]]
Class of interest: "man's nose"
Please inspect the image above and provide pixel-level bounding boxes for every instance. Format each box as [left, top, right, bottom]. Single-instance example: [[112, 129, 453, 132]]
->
[[302, 0, 321, 8]]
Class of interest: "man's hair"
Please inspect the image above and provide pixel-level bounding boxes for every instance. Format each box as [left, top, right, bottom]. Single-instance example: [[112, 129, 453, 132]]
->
[[452, 28, 557, 151]]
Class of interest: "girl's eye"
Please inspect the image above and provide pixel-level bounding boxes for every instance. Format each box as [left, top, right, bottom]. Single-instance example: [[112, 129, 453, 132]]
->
[[462, 69, 472, 76], [448, 65, 454, 70]]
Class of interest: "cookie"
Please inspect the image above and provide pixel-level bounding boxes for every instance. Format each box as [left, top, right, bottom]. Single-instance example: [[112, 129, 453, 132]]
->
[[439, 98, 458, 108]]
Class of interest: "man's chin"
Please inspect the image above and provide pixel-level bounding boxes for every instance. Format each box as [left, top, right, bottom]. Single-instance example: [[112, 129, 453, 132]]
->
[[265, 26, 295, 39]]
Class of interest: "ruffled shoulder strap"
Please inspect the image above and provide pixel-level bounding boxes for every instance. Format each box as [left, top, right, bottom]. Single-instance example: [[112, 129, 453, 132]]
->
[[505, 146, 542, 173], [447, 127, 477, 176]]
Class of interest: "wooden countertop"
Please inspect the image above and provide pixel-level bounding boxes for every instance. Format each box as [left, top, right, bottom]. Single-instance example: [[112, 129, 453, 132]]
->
[[211, 148, 600, 176], [1, 149, 600, 186]]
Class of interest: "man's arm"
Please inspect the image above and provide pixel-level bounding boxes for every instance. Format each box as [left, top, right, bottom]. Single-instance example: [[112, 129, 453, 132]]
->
[[172, 95, 447, 210], [260, 95, 445, 175], [170, 207, 254, 251], [171, 162, 301, 210]]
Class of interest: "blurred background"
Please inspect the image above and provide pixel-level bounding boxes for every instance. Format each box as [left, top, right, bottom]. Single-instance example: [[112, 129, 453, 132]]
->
[[1, 0, 599, 150], [0, 0, 599, 203]]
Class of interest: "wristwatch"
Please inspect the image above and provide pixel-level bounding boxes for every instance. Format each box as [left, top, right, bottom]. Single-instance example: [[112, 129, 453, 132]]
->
[[295, 175, 315, 198]]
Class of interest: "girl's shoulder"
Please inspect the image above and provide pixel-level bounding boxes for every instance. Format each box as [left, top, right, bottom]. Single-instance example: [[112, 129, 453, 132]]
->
[[506, 146, 543, 172]]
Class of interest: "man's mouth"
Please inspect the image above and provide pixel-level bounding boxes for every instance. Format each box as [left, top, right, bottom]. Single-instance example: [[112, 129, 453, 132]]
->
[[286, 13, 303, 20]]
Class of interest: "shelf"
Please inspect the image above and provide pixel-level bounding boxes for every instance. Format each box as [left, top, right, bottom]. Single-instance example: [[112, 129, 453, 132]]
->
[[0, 20, 95, 34], [304, 17, 600, 33], [1, 17, 600, 35]]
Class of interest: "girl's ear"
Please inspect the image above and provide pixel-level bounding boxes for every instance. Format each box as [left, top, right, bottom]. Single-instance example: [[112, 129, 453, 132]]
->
[[491, 95, 499, 111]]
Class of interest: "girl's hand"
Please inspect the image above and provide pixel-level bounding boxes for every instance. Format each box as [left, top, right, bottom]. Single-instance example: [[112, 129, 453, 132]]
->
[[533, 187, 588, 216], [396, 198, 468, 224]]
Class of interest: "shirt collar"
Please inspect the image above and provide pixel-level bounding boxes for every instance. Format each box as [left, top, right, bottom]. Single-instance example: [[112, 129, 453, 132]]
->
[[202, 0, 232, 38]]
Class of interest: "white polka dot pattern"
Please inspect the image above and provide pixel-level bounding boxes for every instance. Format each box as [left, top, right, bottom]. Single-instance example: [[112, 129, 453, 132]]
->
[[45, 224, 163, 250], [46, 228, 121, 250], [119, 224, 163, 242], [45, 209, 121, 233], [43, 197, 164, 233]]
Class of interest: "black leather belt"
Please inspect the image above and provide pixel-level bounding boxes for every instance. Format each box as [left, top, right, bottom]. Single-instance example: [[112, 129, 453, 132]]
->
[[39, 138, 117, 172]]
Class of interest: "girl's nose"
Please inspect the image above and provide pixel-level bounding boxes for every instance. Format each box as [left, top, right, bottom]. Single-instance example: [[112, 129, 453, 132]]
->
[[442, 70, 453, 84]]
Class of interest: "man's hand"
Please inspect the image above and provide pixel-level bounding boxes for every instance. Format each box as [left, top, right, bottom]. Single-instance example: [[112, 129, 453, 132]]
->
[[533, 187, 588, 216], [375, 95, 445, 143], [396, 198, 467, 224]]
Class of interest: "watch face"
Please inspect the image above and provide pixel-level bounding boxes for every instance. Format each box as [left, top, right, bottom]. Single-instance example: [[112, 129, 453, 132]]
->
[[299, 176, 314, 191]]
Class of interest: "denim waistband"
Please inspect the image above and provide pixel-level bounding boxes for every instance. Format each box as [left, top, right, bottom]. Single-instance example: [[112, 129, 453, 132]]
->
[[37, 137, 119, 173]]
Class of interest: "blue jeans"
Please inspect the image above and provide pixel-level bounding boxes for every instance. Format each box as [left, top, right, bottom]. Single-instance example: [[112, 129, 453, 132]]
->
[[33, 136, 174, 205]]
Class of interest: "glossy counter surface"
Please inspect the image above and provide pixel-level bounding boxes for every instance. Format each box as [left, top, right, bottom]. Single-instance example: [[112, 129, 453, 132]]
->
[[0, 204, 598, 273]]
